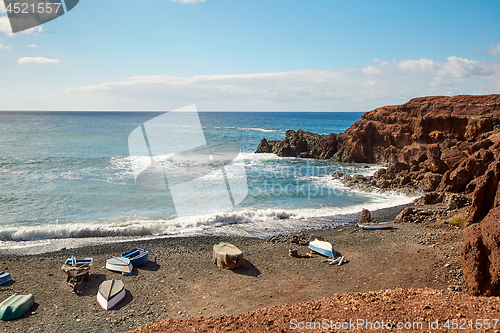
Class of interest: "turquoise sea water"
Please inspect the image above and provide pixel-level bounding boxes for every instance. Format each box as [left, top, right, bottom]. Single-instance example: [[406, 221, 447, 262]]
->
[[0, 111, 415, 247]]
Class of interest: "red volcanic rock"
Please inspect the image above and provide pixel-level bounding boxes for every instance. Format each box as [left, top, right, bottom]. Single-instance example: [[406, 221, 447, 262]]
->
[[438, 148, 495, 193], [255, 94, 500, 296], [423, 156, 448, 174], [360, 208, 372, 223], [315, 133, 338, 159], [334, 95, 500, 163], [421, 172, 442, 192], [469, 138, 493, 154], [462, 206, 500, 296], [441, 149, 468, 170], [467, 161, 500, 225]]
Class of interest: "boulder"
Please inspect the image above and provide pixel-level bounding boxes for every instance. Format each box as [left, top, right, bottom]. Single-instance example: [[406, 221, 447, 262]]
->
[[423, 156, 448, 174], [421, 172, 442, 192], [462, 206, 500, 296], [255, 139, 273, 153], [467, 161, 500, 225], [441, 149, 468, 170], [360, 209, 372, 223]]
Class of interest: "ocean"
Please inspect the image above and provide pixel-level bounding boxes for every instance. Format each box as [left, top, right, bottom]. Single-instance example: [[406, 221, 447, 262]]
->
[[0, 111, 416, 253]]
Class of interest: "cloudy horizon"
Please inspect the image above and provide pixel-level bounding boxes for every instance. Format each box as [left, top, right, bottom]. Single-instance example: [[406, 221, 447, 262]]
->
[[1, 1, 500, 111]]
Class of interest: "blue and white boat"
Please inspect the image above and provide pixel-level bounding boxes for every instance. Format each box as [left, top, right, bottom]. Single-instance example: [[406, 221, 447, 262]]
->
[[106, 257, 133, 275], [0, 272, 11, 285], [308, 239, 336, 257], [358, 222, 394, 230], [121, 248, 148, 266]]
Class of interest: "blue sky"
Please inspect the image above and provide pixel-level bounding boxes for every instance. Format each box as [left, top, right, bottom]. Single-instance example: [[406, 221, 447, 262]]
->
[[1, 0, 500, 111]]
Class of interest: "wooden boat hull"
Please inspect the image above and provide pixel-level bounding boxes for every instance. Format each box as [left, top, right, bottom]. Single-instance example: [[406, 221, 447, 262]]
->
[[106, 257, 133, 274], [97, 280, 125, 310], [0, 272, 11, 285], [358, 222, 394, 230], [0, 294, 34, 320], [308, 239, 335, 257], [121, 248, 148, 266], [212, 242, 244, 269]]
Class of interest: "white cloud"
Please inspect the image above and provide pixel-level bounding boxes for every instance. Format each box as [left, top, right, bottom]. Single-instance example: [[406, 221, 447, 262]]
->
[[18, 56, 60, 64], [27, 44, 36, 48], [0, 43, 11, 49], [169, 0, 206, 3], [0, 16, 12, 35], [486, 45, 500, 56], [398, 58, 435, 73], [362, 65, 381, 75], [58, 54, 500, 111], [395, 56, 494, 78], [60, 68, 442, 111], [373, 59, 390, 66], [0, 2, 5, 14], [429, 77, 452, 87]]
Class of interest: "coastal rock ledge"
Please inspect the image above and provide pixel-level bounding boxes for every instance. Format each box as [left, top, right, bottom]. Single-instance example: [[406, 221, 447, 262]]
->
[[256, 94, 500, 296]]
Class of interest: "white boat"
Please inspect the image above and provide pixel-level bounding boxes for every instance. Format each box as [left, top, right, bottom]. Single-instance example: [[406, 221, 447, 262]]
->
[[97, 280, 125, 310], [358, 222, 394, 230], [106, 257, 133, 275], [308, 239, 335, 257]]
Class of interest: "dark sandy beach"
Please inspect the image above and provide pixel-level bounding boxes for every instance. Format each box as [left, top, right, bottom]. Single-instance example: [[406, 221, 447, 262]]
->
[[0, 203, 472, 333]]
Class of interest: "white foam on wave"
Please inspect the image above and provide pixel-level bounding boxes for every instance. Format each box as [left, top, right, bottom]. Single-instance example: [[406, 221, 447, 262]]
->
[[0, 189, 417, 255], [214, 126, 282, 133], [0, 184, 416, 243]]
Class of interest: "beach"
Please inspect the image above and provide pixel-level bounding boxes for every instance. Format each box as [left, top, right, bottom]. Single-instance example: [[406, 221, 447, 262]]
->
[[0, 204, 471, 333]]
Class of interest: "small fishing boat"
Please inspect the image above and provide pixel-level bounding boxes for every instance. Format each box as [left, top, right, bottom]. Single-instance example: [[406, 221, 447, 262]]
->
[[61, 257, 93, 293], [106, 257, 133, 275], [212, 242, 244, 269], [0, 294, 34, 320], [308, 239, 336, 257], [64, 256, 93, 265], [358, 221, 394, 230], [0, 272, 11, 285], [97, 280, 125, 310], [121, 248, 148, 266]]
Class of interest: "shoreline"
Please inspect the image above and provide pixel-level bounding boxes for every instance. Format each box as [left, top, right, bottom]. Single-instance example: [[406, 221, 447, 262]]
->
[[0, 202, 415, 257], [0, 202, 469, 333]]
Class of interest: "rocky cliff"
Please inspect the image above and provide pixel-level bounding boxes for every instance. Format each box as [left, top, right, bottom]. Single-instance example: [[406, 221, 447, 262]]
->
[[256, 94, 500, 296]]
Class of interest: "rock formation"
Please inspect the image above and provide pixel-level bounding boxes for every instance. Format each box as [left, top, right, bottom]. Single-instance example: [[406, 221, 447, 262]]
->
[[462, 207, 500, 296], [256, 94, 500, 296]]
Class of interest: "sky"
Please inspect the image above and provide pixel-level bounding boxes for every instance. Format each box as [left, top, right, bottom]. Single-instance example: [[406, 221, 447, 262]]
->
[[1, 0, 500, 111]]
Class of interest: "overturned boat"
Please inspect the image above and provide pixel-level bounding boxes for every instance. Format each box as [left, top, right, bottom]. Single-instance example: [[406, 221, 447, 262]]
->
[[106, 257, 133, 275], [97, 280, 126, 310], [308, 239, 336, 257], [0, 294, 34, 320]]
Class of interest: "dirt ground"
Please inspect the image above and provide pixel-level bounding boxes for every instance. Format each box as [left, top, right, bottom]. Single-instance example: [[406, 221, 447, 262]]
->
[[0, 214, 477, 333], [131, 288, 500, 333]]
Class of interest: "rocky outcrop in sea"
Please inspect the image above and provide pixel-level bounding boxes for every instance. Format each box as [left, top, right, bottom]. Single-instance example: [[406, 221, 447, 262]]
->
[[256, 94, 500, 296]]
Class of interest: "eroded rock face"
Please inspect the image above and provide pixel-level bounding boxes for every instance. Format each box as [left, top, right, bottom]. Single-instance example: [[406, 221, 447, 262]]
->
[[462, 207, 500, 296], [255, 94, 500, 296], [257, 95, 500, 195], [255, 130, 340, 159]]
